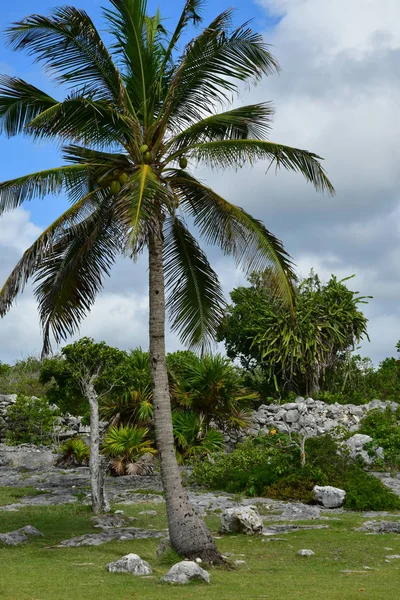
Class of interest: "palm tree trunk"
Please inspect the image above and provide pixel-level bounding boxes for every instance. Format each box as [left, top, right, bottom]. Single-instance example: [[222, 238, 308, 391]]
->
[[148, 223, 222, 563], [86, 376, 108, 514]]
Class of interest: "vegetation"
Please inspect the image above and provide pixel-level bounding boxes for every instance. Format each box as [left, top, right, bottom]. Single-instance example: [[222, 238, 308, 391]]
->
[[192, 433, 400, 511], [0, 0, 332, 559], [102, 425, 156, 475], [218, 271, 369, 398], [359, 407, 400, 470], [59, 438, 90, 466], [5, 395, 58, 446]]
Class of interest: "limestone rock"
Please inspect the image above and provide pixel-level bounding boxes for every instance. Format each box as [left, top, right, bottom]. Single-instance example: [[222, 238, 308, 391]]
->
[[344, 434, 384, 465], [221, 506, 263, 535], [298, 549, 315, 556], [161, 561, 210, 584], [357, 521, 400, 534], [314, 485, 346, 508], [0, 525, 43, 546], [106, 553, 152, 575]]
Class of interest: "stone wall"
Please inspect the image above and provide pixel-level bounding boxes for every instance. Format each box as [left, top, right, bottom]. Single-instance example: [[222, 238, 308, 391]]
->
[[225, 397, 399, 448]]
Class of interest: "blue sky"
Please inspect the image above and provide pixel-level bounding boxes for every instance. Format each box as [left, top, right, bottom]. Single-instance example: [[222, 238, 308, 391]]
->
[[0, 0, 279, 229]]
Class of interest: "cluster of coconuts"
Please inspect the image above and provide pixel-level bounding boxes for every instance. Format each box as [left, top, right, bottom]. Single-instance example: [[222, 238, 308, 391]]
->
[[104, 170, 130, 196]]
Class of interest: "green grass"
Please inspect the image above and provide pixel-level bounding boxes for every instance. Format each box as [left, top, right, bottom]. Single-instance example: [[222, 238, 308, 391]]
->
[[0, 486, 47, 506], [1, 496, 400, 599]]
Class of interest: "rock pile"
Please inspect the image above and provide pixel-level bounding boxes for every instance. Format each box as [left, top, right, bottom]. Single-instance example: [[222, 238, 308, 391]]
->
[[226, 397, 398, 447]]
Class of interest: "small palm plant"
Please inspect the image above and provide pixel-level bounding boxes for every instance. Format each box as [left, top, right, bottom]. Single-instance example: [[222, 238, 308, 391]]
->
[[59, 437, 90, 466], [103, 425, 156, 475], [172, 411, 224, 464]]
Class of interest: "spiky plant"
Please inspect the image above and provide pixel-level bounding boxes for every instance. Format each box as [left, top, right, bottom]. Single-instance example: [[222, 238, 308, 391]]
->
[[0, 0, 333, 560], [59, 437, 90, 466], [102, 424, 155, 475], [172, 411, 224, 464]]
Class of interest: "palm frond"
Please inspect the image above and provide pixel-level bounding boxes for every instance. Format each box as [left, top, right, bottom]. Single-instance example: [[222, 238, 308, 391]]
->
[[32, 196, 125, 355], [164, 216, 226, 350], [0, 165, 91, 215], [169, 172, 296, 307], [160, 11, 280, 130], [166, 103, 274, 152], [105, 0, 157, 124], [0, 193, 97, 318], [0, 75, 56, 136], [160, 0, 204, 72], [174, 139, 335, 194], [27, 94, 134, 148], [6, 7, 128, 107]]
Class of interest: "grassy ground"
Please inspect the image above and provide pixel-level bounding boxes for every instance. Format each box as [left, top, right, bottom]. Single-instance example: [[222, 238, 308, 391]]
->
[[1, 487, 400, 599]]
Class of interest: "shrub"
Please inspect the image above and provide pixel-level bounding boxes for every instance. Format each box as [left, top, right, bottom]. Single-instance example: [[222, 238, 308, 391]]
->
[[342, 466, 400, 511], [264, 468, 327, 503], [60, 438, 90, 466], [359, 408, 400, 469], [172, 411, 224, 464], [5, 395, 57, 445], [102, 425, 156, 476], [191, 434, 299, 496]]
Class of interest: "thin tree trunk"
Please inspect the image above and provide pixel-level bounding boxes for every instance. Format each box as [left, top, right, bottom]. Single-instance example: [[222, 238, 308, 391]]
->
[[148, 223, 222, 563], [86, 376, 109, 514]]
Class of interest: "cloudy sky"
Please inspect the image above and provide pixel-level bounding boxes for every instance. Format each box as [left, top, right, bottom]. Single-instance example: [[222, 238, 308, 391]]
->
[[0, 0, 399, 364]]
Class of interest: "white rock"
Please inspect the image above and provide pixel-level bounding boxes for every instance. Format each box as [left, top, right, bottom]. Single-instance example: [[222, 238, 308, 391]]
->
[[313, 485, 346, 508], [220, 506, 263, 535], [106, 553, 152, 575], [298, 549, 315, 556], [161, 561, 210, 584]]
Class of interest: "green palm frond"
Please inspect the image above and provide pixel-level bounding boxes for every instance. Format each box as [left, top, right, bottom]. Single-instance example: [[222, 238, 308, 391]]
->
[[6, 7, 128, 105], [32, 197, 125, 355], [105, 0, 157, 124], [0, 75, 57, 137], [27, 95, 134, 148], [160, 0, 204, 72], [166, 103, 274, 152], [103, 424, 155, 459], [169, 172, 296, 307], [171, 139, 335, 194], [0, 165, 91, 215], [164, 216, 226, 350], [0, 194, 97, 318], [160, 11, 279, 130]]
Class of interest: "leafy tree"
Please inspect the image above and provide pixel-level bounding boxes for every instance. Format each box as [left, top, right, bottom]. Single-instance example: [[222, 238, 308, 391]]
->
[[6, 394, 57, 445], [219, 271, 368, 397], [0, 1, 332, 560]]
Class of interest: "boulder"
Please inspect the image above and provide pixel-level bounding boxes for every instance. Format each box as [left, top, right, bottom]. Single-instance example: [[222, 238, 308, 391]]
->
[[220, 506, 263, 535], [314, 485, 346, 508], [161, 561, 210, 584], [106, 553, 152, 575]]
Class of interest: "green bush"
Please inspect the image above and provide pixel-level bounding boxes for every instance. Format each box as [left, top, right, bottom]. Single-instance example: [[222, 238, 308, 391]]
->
[[359, 408, 400, 470], [5, 395, 58, 446], [60, 438, 90, 466], [191, 434, 299, 496], [264, 468, 327, 503], [192, 432, 400, 510]]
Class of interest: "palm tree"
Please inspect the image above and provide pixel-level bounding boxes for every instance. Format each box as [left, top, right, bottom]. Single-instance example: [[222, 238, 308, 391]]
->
[[0, 0, 333, 560]]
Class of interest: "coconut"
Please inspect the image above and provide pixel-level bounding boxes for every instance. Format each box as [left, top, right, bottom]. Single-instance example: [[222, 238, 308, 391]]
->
[[110, 180, 121, 195], [140, 144, 149, 154], [118, 172, 129, 185], [179, 156, 188, 169], [144, 151, 151, 164]]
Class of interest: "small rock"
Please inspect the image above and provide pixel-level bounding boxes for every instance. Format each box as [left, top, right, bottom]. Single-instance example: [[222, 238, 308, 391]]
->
[[358, 521, 400, 534], [298, 549, 315, 556], [106, 553, 152, 575], [195, 558, 202, 564], [114, 510, 124, 515], [386, 555, 400, 559], [0, 525, 43, 546], [138, 510, 157, 516], [161, 561, 210, 584], [235, 560, 246, 565]]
